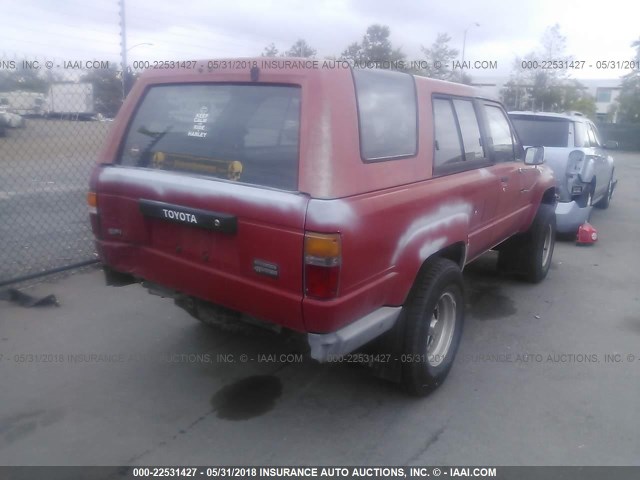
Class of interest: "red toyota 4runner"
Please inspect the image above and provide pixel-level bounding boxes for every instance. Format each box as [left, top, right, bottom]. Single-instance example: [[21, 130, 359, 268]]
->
[[89, 59, 557, 395]]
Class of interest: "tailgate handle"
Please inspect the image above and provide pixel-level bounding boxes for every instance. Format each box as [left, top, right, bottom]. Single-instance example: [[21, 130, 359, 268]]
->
[[139, 199, 237, 234]]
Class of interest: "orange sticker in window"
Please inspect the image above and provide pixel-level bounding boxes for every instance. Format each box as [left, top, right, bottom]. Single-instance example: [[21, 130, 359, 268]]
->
[[150, 152, 242, 181], [227, 161, 243, 181], [152, 151, 166, 169]]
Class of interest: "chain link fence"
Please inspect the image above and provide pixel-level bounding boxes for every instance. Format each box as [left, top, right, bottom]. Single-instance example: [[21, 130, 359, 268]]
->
[[0, 57, 122, 285], [597, 123, 640, 151]]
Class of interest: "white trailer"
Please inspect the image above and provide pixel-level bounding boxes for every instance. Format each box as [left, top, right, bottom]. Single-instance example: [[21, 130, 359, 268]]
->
[[45, 83, 95, 119]]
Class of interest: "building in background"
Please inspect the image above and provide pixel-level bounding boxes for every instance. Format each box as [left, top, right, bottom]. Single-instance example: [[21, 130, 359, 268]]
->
[[579, 79, 622, 123], [470, 76, 622, 123]]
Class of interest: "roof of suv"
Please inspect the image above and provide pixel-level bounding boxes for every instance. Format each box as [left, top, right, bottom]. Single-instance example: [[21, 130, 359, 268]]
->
[[509, 111, 589, 122]]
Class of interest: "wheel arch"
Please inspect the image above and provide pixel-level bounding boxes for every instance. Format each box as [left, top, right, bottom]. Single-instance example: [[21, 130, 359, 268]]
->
[[541, 186, 557, 206], [402, 241, 466, 305]]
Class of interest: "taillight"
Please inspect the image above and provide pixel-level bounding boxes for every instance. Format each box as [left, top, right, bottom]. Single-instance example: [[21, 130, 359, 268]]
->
[[87, 191, 100, 237], [304, 232, 341, 299], [87, 191, 98, 214]]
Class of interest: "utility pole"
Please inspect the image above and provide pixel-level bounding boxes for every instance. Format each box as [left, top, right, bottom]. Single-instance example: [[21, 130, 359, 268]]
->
[[119, 0, 127, 101], [461, 22, 480, 68]]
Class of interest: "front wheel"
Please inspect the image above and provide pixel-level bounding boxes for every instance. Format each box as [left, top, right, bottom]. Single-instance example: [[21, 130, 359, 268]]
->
[[400, 258, 465, 396], [523, 206, 556, 283]]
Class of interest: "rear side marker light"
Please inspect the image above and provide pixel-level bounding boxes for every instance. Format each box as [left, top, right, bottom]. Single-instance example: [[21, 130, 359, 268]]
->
[[304, 232, 341, 299], [87, 191, 98, 214]]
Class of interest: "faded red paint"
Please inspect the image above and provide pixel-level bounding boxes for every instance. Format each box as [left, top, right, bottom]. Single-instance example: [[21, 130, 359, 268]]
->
[[90, 59, 555, 334]]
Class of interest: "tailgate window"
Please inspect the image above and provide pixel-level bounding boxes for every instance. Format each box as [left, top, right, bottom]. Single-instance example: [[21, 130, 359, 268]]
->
[[119, 84, 300, 190], [510, 116, 570, 147]]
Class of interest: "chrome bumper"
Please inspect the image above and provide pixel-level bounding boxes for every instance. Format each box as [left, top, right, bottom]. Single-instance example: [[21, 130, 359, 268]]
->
[[308, 306, 402, 362]]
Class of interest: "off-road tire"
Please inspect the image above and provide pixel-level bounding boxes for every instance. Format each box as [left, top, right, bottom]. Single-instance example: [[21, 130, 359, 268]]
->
[[498, 204, 555, 283], [400, 257, 465, 396]]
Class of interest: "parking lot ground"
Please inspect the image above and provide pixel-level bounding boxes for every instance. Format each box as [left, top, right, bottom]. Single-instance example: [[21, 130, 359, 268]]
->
[[1, 152, 639, 466]]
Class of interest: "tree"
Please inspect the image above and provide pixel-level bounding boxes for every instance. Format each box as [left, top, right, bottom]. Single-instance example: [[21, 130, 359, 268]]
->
[[341, 42, 365, 63], [616, 37, 640, 123], [261, 43, 279, 57], [340, 24, 406, 68], [81, 66, 123, 118], [563, 80, 596, 118], [419, 33, 459, 81], [285, 39, 316, 58], [501, 24, 587, 113]]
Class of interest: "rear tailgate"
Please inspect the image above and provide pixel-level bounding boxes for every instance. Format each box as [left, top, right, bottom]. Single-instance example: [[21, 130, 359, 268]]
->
[[93, 82, 309, 331], [96, 167, 308, 331]]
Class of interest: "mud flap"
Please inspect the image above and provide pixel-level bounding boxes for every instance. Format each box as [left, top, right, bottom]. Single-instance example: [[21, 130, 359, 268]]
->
[[103, 266, 137, 287], [368, 311, 406, 383]]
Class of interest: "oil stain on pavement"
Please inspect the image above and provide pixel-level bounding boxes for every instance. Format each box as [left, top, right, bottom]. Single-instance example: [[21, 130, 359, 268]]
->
[[0, 408, 66, 446], [211, 375, 283, 420], [466, 283, 517, 320]]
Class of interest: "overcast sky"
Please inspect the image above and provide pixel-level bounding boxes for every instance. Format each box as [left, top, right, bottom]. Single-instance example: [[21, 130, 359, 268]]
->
[[1, 0, 638, 81]]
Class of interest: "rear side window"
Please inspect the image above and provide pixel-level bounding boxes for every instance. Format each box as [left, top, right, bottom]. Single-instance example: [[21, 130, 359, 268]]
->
[[510, 116, 570, 148], [433, 98, 463, 167], [574, 122, 589, 147], [353, 69, 417, 161], [119, 84, 300, 190], [453, 99, 485, 161], [485, 106, 515, 162], [432, 96, 487, 173], [587, 123, 602, 147]]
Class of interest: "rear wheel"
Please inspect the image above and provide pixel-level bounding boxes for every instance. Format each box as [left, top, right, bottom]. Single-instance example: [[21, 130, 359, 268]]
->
[[575, 184, 593, 208], [400, 258, 465, 396], [594, 175, 614, 209]]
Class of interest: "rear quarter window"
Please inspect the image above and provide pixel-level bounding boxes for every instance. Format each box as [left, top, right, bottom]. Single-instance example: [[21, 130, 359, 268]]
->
[[574, 121, 590, 147], [119, 84, 301, 191], [510, 116, 570, 148], [353, 69, 418, 161], [588, 123, 602, 147]]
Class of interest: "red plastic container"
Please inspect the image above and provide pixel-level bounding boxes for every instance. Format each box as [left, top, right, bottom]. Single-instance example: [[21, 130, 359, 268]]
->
[[576, 222, 598, 245]]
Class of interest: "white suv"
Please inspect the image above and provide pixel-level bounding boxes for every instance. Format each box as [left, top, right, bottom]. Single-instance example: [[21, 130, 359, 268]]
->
[[509, 111, 617, 233]]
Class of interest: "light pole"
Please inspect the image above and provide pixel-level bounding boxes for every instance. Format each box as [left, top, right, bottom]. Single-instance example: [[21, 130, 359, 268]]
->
[[119, 0, 127, 101], [461, 22, 480, 66], [122, 43, 154, 99]]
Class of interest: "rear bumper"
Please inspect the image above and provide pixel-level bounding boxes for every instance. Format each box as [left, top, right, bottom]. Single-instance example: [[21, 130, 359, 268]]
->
[[307, 306, 401, 362], [555, 201, 591, 234], [96, 240, 305, 331]]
